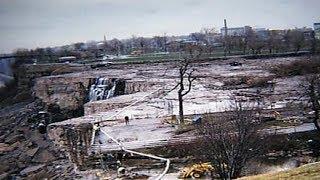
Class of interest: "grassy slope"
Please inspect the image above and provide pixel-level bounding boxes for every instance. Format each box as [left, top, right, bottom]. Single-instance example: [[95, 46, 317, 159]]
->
[[240, 162, 320, 180]]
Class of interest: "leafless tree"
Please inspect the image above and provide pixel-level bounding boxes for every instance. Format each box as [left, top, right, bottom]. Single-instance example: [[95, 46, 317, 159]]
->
[[205, 44, 215, 55], [197, 102, 263, 179], [183, 43, 203, 59], [170, 44, 203, 124], [175, 60, 196, 124], [153, 35, 168, 52], [109, 38, 123, 55], [305, 74, 320, 133], [247, 30, 265, 55], [266, 30, 277, 54], [289, 29, 305, 53], [136, 37, 147, 52], [268, 30, 284, 53]]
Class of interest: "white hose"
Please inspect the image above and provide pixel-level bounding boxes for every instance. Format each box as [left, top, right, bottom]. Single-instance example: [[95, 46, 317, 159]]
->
[[99, 128, 170, 179], [90, 85, 172, 179]]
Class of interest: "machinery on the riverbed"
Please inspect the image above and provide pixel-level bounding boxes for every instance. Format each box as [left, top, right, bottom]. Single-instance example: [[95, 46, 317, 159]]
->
[[180, 162, 214, 178]]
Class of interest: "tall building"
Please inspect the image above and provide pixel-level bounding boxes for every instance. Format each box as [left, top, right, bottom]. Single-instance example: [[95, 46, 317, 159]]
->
[[220, 26, 252, 36], [314, 23, 320, 40]]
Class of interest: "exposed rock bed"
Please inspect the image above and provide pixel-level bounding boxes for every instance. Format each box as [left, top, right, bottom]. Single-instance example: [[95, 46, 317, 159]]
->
[[0, 101, 77, 179], [1, 55, 313, 178]]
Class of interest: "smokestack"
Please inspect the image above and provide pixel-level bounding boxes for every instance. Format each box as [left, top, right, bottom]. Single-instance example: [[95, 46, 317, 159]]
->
[[223, 19, 228, 57], [224, 19, 228, 36]]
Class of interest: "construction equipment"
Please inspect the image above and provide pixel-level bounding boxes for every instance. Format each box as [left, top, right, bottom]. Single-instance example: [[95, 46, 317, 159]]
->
[[180, 162, 214, 179]]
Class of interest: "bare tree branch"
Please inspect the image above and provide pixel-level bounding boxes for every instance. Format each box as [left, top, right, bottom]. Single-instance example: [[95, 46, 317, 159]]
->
[[182, 69, 196, 96], [197, 102, 263, 179]]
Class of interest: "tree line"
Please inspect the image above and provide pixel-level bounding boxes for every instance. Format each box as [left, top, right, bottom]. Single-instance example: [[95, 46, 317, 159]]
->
[[13, 27, 320, 63]]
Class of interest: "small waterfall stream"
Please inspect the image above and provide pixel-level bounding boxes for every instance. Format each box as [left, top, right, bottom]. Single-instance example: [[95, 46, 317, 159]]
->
[[106, 81, 116, 99], [89, 77, 125, 102]]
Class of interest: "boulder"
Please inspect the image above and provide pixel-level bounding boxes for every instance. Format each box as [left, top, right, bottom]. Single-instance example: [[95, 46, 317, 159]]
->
[[32, 149, 56, 163], [20, 164, 45, 176], [26, 147, 39, 158], [5, 134, 25, 144], [0, 143, 14, 153]]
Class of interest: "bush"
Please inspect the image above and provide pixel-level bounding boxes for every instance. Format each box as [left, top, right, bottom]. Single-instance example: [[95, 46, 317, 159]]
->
[[223, 76, 273, 88], [245, 76, 273, 87], [271, 56, 320, 77]]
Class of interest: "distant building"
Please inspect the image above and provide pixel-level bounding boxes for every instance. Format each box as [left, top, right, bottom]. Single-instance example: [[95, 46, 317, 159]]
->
[[314, 23, 320, 40], [296, 27, 314, 40], [220, 26, 252, 36]]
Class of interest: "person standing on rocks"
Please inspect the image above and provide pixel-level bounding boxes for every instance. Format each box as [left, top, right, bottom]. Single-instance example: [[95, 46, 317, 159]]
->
[[124, 116, 129, 125]]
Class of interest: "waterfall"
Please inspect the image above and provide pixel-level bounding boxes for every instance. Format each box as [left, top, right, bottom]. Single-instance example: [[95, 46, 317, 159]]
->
[[89, 77, 120, 102], [106, 81, 116, 99]]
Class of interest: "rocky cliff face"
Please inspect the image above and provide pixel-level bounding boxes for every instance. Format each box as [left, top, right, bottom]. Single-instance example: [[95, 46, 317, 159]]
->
[[47, 123, 93, 170], [34, 76, 92, 110], [15, 63, 90, 92], [84, 92, 148, 115], [0, 101, 76, 179], [34, 74, 159, 116]]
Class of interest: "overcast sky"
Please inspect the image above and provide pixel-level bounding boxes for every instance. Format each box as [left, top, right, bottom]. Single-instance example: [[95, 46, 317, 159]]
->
[[0, 0, 319, 53]]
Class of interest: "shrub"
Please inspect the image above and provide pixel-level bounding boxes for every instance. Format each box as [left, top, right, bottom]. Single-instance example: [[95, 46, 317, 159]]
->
[[271, 56, 320, 77]]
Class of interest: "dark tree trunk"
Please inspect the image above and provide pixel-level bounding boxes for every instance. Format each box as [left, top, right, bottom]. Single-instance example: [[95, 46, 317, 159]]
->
[[178, 93, 184, 124], [309, 78, 320, 133], [311, 98, 320, 133], [178, 69, 185, 124]]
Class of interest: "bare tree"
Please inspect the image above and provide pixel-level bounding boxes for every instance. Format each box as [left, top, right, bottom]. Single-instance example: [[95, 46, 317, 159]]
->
[[153, 35, 168, 52], [183, 43, 203, 59], [266, 30, 277, 54], [175, 60, 196, 124], [268, 30, 284, 53], [247, 30, 265, 55], [197, 102, 263, 179], [109, 38, 123, 55], [289, 29, 305, 53], [205, 44, 215, 55], [170, 44, 203, 124], [136, 37, 147, 52], [171, 45, 202, 124], [305, 74, 320, 133]]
